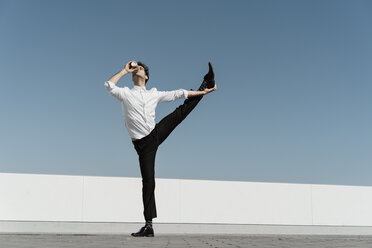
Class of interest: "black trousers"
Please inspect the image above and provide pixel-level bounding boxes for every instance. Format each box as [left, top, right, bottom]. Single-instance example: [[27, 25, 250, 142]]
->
[[132, 85, 204, 221]]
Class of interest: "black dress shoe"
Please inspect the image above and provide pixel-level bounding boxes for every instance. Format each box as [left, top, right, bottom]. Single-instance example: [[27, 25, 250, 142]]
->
[[199, 62, 215, 91], [131, 224, 154, 237]]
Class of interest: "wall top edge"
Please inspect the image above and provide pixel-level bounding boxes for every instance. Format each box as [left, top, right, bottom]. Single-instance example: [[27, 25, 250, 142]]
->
[[0, 172, 371, 189]]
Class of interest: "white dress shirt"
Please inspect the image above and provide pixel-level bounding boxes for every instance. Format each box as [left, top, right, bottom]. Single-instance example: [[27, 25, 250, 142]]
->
[[104, 80, 189, 140]]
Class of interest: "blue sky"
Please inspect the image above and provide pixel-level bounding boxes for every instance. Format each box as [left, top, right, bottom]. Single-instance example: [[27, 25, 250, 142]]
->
[[1, 0, 371, 186]]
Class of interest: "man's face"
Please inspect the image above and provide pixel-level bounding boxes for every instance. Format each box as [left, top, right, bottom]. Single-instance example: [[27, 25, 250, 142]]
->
[[132, 65, 148, 82]]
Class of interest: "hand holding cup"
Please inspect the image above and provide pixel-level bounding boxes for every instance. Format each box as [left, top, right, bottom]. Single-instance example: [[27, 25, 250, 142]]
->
[[124, 61, 139, 73]]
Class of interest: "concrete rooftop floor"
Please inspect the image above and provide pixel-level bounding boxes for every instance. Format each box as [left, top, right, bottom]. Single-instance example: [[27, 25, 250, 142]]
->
[[1, 234, 372, 248]]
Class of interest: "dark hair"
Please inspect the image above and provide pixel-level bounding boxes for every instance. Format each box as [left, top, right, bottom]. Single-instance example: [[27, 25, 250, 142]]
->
[[137, 61, 149, 84]]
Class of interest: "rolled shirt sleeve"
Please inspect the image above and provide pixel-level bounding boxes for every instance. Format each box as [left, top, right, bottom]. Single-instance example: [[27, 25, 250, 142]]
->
[[157, 89, 188, 103], [104, 81, 124, 102]]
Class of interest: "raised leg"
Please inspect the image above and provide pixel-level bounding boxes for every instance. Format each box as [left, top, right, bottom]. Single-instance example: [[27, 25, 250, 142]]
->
[[155, 89, 203, 146], [155, 62, 215, 146], [155, 62, 215, 145]]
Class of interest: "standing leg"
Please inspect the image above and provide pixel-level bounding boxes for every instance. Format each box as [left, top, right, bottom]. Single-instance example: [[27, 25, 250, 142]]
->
[[138, 148, 158, 221], [133, 135, 159, 221]]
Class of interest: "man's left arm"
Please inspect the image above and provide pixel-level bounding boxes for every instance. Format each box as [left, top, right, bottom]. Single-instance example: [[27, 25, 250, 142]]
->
[[187, 84, 217, 98], [157, 84, 217, 103], [157, 89, 189, 103]]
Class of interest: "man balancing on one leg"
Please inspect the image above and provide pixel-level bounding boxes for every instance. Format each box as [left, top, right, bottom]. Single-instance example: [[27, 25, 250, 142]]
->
[[104, 60, 217, 237]]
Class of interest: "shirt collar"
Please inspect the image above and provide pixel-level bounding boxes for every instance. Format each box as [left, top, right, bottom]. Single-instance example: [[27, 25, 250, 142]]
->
[[133, 85, 147, 91]]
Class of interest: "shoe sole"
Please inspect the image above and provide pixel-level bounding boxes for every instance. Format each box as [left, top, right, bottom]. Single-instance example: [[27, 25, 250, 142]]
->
[[131, 231, 154, 237], [131, 234, 154, 237]]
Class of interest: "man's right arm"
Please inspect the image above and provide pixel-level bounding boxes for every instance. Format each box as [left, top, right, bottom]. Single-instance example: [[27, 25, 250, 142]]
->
[[107, 60, 136, 85], [107, 69, 129, 85], [104, 61, 136, 101], [104, 69, 129, 102]]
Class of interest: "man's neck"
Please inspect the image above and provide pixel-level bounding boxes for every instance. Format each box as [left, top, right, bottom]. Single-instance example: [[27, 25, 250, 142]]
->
[[134, 83, 146, 87], [134, 80, 146, 87]]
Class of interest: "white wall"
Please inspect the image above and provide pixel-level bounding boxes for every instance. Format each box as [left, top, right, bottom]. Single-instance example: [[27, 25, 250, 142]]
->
[[1, 172, 372, 226]]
